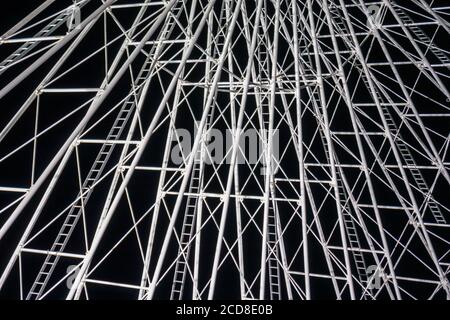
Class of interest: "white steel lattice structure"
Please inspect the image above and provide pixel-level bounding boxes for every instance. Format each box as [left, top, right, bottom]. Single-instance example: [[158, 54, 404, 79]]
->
[[0, 0, 449, 300]]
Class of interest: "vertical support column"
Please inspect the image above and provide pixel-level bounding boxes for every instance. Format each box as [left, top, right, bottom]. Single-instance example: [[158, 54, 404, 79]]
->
[[308, 0, 356, 299], [291, 0, 310, 300]]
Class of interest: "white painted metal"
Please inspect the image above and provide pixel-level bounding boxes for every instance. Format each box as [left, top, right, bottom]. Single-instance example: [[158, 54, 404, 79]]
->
[[0, 0, 449, 300]]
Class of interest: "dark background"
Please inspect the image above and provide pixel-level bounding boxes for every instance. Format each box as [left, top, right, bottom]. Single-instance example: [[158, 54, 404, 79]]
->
[[0, 0, 449, 300]]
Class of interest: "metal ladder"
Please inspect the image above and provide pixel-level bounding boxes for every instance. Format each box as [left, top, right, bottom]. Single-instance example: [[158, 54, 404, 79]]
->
[[260, 91, 281, 300], [261, 107, 281, 300], [159, 0, 184, 41], [392, 5, 450, 68], [169, 1, 218, 298], [214, 1, 228, 59], [266, 194, 281, 300], [358, 71, 446, 225], [312, 7, 374, 294], [256, 10, 281, 299], [27, 0, 188, 300], [25, 12, 188, 297], [170, 100, 218, 299], [329, 3, 446, 225], [0, 3, 85, 75], [311, 86, 371, 296], [335, 174, 370, 295], [328, 4, 350, 38], [256, 10, 270, 83], [170, 0, 222, 296], [170, 145, 203, 300], [26, 79, 140, 300], [206, 0, 228, 81]]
